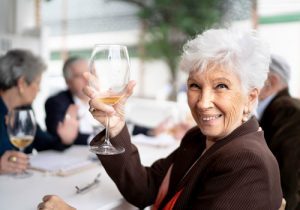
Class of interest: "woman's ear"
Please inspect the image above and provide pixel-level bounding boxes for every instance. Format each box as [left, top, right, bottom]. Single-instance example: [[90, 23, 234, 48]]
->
[[16, 76, 26, 94], [242, 88, 259, 123], [247, 87, 259, 112]]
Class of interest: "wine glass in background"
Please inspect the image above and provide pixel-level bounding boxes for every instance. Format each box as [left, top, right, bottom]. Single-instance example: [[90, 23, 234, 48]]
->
[[89, 44, 130, 155], [7, 108, 36, 177]]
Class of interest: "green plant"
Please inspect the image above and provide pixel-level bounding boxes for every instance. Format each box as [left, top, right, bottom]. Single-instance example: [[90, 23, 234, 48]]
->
[[116, 0, 224, 100]]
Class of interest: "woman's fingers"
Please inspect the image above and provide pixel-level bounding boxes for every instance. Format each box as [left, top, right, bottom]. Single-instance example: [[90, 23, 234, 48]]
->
[[84, 73, 136, 129], [83, 71, 136, 102], [4, 161, 26, 173], [42, 195, 52, 202], [37, 195, 76, 210], [89, 98, 115, 114], [88, 81, 136, 120], [125, 80, 136, 97], [83, 85, 97, 99], [1, 151, 29, 173], [10, 152, 29, 171], [37, 195, 55, 210], [82, 72, 98, 99], [119, 80, 136, 103], [14, 152, 29, 163]]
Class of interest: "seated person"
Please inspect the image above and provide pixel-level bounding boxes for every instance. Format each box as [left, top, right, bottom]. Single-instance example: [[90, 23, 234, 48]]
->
[[45, 56, 97, 146], [132, 110, 195, 141], [149, 112, 196, 140], [39, 28, 283, 209], [257, 54, 300, 210], [0, 49, 78, 174]]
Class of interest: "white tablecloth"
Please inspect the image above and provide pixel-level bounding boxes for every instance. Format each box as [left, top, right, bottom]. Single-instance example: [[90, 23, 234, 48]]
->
[[0, 138, 179, 210]]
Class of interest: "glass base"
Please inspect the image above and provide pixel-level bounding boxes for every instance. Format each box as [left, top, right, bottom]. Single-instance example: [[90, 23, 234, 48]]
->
[[12, 170, 32, 178], [89, 145, 125, 155]]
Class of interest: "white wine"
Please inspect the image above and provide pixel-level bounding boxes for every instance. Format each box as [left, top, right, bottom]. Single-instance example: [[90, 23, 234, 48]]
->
[[97, 96, 122, 105], [88, 44, 129, 155], [10, 136, 34, 149]]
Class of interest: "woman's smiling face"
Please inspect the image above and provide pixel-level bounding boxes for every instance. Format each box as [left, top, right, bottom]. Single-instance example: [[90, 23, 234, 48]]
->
[[187, 66, 251, 142]]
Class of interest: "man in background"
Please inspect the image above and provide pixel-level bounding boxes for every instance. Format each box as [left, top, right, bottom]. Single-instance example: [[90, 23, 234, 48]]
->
[[257, 54, 300, 210], [45, 57, 97, 147]]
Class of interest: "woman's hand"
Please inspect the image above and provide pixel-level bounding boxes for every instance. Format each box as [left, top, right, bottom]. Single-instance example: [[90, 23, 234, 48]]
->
[[83, 72, 136, 137], [0, 150, 29, 174], [37, 195, 76, 210]]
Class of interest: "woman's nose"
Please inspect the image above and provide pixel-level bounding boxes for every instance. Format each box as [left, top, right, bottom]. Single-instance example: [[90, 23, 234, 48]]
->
[[197, 90, 213, 110]]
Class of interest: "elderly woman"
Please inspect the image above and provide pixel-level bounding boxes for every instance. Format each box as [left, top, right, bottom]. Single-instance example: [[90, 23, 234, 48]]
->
[[0, 49, 78, 174], [38, 28, 282, 209]]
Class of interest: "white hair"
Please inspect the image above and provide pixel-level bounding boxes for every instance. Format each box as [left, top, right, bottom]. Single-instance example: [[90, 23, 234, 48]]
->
[[180, 28, 271, 93], [270, 54, 290, 85]]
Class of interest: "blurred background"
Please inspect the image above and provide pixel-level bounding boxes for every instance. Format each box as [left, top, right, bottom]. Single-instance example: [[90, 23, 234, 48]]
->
[[0, 0, 299, 129]]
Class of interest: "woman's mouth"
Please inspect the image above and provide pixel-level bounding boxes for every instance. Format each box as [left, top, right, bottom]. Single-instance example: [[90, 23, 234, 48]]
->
[[202, 114, 222, 122]]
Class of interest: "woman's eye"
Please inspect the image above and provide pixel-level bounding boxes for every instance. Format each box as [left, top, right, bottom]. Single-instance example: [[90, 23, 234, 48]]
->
[[216, 84, 228, 89], [189, 83, 200, 89]]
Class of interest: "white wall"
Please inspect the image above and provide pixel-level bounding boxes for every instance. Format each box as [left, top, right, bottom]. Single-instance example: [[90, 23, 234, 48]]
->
[[49, 30, 141, 50], [258, 0, 300, 98], [259, 22, 300, 98], [231, 20, 300, 98]]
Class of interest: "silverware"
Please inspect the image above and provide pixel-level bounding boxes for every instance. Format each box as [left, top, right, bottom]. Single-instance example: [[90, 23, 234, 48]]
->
[[75, 173, 101, 194]]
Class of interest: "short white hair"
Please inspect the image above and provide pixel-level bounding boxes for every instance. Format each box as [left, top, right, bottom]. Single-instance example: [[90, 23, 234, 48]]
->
[[180, 28, 271, 93], [270, 54, 290, 85]]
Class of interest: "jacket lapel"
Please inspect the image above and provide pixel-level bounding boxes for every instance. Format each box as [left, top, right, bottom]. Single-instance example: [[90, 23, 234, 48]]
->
[[173, 117, 260, 209]]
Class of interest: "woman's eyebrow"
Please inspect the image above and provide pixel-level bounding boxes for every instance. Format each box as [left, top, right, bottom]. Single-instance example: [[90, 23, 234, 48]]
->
[[212, 77, 231, 84]]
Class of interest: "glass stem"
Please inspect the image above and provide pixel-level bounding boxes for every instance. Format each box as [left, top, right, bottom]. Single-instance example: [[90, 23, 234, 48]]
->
[[104, 114, 112, 146]]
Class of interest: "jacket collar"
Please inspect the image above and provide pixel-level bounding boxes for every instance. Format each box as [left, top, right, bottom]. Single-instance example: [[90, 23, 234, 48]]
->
[[174, 117, 260, 208]]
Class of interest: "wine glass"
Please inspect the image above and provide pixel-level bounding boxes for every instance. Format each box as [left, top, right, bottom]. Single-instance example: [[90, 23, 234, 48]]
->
[[89, 44, 130, 155], [7, 108, 36, 177]]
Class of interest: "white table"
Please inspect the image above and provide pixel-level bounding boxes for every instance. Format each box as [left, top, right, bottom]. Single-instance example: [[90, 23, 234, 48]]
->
[[0, 139, 178, 210]]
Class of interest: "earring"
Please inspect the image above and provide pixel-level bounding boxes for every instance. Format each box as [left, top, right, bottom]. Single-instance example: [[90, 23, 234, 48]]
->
[[242, 107, 249, 123]]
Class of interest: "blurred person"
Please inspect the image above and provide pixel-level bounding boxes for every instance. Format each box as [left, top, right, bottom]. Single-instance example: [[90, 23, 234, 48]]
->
[[0, 49, 78, 174], [45, 57, 96, 146], [39, 28, 283, 209], [257, 54, 300, 210], [131, 113, 195, 140], [145, 112, 196, 140], [131, 82, 194, 140]]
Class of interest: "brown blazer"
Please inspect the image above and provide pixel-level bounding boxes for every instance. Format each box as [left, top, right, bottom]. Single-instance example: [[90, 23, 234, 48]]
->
[[92, 117, 282, 209], [259, 88, 300, 210]]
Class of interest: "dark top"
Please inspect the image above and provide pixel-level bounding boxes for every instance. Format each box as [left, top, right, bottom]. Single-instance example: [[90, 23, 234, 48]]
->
[[0, 97, 66, 156], [45, 90, 89, 145], [0, 96, 10, 155], [92, 117, 282, 209], [259, 88, 300, 210]]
